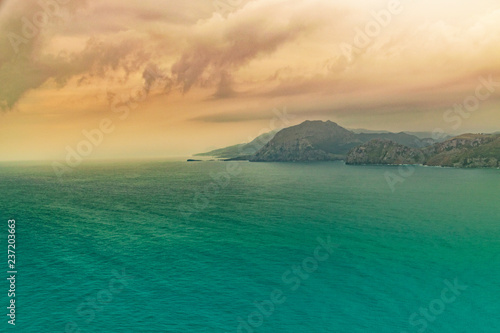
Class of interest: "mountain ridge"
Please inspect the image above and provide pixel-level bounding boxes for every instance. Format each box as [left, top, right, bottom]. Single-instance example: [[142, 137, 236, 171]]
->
[[194, 120, 499, 168], [347, 133, 500, 168], [196, 121, 436, 159], [250, 121, 432, 162]]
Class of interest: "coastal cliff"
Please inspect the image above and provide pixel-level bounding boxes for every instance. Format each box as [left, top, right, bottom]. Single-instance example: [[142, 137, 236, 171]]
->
[[346, 134, 500, 168]]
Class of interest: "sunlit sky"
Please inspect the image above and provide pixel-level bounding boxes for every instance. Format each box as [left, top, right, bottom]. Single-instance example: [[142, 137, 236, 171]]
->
[[1, 0, 499, 161]]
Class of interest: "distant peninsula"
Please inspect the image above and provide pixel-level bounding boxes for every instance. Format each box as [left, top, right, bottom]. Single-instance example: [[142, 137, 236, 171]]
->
[[195, 121, 500, 168]]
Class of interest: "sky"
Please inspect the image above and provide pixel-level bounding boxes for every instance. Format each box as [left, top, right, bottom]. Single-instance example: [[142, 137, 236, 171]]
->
[[0, 0, 499, 161]]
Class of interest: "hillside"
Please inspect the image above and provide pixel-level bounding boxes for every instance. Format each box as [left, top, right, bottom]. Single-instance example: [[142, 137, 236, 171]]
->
[[346, 140, 426, 165], [423, 134, 500, 167], [250, 121, 427, 162], [346, 134, 500, 168], [195, 130, 278, 158]]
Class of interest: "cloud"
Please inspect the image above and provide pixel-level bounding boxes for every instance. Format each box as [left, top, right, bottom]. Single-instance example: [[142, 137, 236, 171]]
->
[[212, 71, 236, 99], [142, 63, 172, 94], [171, 0, 329, 96], [1, 0, 500, 122], [242, 7, 500, 117], [0, 0, 325, 110], [0, 33, 151, 110], [0, 0, 91, 110]]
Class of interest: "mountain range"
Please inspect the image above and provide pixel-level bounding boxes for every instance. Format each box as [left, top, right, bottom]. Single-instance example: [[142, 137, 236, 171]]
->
[[196, 121, 499, 168]]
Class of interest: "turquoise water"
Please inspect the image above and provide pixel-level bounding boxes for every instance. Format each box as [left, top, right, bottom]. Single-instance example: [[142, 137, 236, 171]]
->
[[0, 160, 499, 332]]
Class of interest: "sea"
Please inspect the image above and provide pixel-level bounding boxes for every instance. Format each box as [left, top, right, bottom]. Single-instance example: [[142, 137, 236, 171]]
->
[[0, 160, 499, 332]]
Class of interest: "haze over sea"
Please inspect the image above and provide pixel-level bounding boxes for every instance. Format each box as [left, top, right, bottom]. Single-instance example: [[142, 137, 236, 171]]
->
[[1, 160, 499, 332]]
